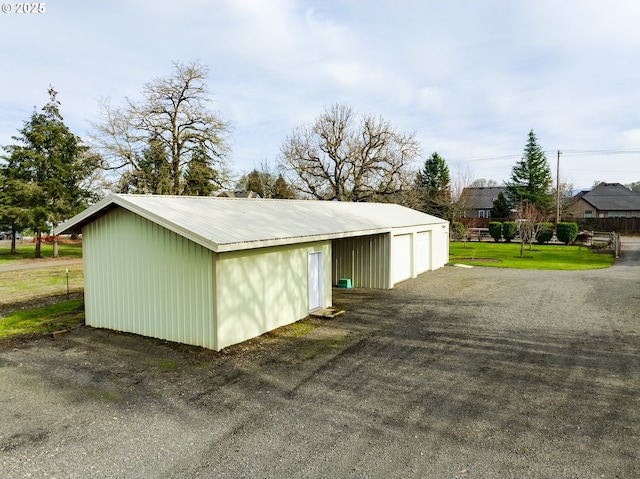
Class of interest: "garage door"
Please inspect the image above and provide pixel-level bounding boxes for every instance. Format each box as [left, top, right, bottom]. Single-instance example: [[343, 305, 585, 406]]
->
[[393, 234, 412, 284], [415, 231, 431, 274]]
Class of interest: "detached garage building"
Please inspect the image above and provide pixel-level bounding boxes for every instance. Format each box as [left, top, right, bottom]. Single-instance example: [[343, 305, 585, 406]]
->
[[55, 195, 449, 351]]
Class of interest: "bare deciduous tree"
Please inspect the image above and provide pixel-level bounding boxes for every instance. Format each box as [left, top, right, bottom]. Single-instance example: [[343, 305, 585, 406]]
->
[[516, 202, 551, 258], [447, 165, 476, 220], [91, 60, 232, 195], [279, 104, 420, 201]]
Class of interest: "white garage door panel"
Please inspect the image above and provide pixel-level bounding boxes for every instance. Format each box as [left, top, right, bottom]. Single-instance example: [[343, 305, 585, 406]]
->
[[393, 234, 412, 284], [416, 231, 431, 273]]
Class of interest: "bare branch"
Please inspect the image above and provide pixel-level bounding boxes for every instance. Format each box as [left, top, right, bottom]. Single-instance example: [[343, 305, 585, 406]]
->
[[279, 103, 419, 202], [90, 61, 232, 195]]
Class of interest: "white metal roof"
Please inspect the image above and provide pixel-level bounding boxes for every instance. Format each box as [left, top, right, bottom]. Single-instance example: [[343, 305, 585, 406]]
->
[[55, 194, 448, 253]]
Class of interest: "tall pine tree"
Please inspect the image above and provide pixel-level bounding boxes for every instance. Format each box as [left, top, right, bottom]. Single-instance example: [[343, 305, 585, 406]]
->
[[415, 152, 450, 218], [506, 130, 553, 212], [1, 87, 97, 257], [183, 147, 221, 196]]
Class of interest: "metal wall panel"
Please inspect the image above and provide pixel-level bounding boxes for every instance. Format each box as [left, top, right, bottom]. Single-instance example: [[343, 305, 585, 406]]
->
[[332, 234, 390, 289], [215, 241, 331, 350], [83, 208, 216, 349], [431, 225, 450, 270]]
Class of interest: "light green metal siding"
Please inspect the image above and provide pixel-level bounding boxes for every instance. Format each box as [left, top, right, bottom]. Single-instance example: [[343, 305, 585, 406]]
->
[[83, 208, 216, 349], [332, 234, 391, 289], [215, 241, 331, 350], [431, 224, 450, 269], [333, 226, 449, 290]]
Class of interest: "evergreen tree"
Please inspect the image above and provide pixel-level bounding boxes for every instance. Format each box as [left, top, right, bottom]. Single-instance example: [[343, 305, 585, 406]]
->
[[490, 191, 510, 218], [235, 170, 296, 199], [1, 87, 97, 257], [123, 138, 172, 194], [506, 130, 553, 212], [0, 151, 33, 253], [236, 169, 266, 197], [415, 152, 450, 217], [272, 174, 295, 199], [183, 148, 220, 196]]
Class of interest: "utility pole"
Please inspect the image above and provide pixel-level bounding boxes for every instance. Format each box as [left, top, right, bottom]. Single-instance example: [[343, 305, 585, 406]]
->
[[556, 150, 562, 226]]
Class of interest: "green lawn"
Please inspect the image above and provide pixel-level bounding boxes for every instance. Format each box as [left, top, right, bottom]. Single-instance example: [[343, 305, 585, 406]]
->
[[0, 264, 84, 305], [0, 242, 85, 339], [0, 299, 84, 338], [449, 241, 615, 270], [0, 243, 83, 263]]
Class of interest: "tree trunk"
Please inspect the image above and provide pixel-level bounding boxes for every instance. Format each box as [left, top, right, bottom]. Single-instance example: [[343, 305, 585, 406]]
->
[[35, 231, 42, 258], [10, 225, 17, 254], [53, 234, 59, 258]]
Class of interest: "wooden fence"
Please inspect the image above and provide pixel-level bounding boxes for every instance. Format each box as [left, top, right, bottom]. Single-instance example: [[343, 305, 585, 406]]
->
[[457, 217, 640, 234]]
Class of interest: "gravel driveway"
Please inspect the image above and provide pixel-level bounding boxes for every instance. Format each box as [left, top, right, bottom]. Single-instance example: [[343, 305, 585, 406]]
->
[[1, 239, 639, 478]]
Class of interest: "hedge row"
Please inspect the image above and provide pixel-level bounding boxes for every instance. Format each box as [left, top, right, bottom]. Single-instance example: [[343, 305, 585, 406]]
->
[[485, 221, 579, 244], [488, 221, 518, 242], [557, 222, 579, 244], [536, 223, 554, 244]]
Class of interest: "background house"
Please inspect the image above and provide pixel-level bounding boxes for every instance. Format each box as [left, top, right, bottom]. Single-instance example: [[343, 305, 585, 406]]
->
[[460, 187, 507, 218], [216, 190, 261, 198], [55, 195, 449, 351], [568, 182, 640, 219]]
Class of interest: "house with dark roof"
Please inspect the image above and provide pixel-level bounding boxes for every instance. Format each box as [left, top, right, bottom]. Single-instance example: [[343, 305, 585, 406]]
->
[[460, 187, 507, 218], [216, 190, 261, 198], [567, 183, 640, 219]]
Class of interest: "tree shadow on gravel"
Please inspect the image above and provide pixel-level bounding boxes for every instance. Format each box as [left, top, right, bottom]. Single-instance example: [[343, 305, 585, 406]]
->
[[2, 280, 639, 478]]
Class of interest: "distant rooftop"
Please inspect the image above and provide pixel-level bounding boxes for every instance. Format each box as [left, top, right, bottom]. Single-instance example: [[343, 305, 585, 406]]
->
[[461, 186, 507, 209], [579, 182, 640, 210]]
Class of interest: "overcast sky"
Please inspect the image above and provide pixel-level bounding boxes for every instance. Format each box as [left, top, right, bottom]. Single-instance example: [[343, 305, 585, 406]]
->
[[1, 0, 639, 191]]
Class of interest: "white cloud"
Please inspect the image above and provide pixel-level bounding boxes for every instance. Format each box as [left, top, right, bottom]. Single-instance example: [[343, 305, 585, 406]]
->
[[1, 0, 639, 186]]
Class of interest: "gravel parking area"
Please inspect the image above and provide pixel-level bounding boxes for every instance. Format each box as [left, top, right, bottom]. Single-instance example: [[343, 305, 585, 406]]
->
[[1, 239, 639, 478]]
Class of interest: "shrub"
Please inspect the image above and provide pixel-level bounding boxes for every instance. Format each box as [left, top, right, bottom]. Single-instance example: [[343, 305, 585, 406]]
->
[[502, 221, 517, 243], [450, 221, 465, 241], [488, 221, 502, 242], [557, 222, 579, 245], [535, 222, 554, 244]]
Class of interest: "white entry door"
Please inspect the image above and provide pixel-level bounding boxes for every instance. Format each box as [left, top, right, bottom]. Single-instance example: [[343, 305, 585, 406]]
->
[[308, 252, 323, 311]]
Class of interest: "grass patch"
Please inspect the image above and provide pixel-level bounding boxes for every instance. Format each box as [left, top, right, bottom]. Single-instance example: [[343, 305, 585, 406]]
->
[[0, 243, 82, 263], [154, 359, 177, 371], [0, 299, 84, 338], [0, 265, 84, 305], [85, 387, 121, 403], [265, 318, 320, 338], [449, 242, 615, 270]]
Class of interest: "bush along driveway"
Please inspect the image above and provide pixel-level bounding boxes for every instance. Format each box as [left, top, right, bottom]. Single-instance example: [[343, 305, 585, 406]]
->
[[0, 240, 639, 478]]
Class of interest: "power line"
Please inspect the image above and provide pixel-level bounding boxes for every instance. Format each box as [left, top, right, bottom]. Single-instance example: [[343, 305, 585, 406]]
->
[[447, 147, 640, 165], [559, 148, 640, 156]]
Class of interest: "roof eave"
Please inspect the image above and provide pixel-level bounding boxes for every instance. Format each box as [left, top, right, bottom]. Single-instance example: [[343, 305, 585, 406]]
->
[[54, 195, 223, 253], [215, 228, 392, 253]]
